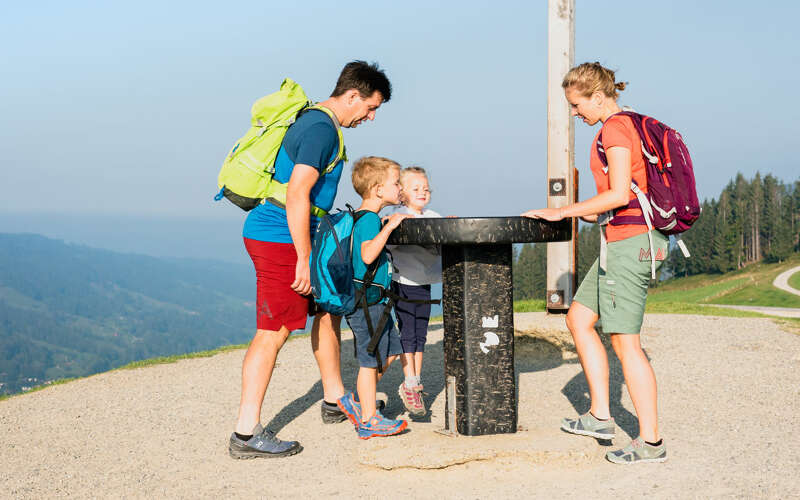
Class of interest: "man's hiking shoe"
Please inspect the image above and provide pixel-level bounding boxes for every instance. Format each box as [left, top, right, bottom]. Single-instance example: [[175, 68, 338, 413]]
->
[[321, 400, 348, 424], [398, 382, 426, 416], [228, 424, 302, 459], [561, 412, 615, 439], [606, 437, 667, 464], [336, 392, 385, 427], [357, 411, 407, 440]]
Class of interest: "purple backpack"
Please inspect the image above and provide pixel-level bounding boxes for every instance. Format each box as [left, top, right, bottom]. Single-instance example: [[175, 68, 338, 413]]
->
[[597, 111, 700, 235]]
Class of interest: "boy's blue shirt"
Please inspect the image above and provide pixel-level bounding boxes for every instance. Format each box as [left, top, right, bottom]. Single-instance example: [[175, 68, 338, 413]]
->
[[242, 109, 345, 243], [351, 210, 391, 304]]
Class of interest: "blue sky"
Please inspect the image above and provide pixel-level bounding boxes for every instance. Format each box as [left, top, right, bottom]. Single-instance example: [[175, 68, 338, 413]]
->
[[1, 1, 798, 259]]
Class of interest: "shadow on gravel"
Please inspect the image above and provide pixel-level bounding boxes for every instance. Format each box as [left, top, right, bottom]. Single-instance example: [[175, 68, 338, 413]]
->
[[264, 325, 645, 437], [263, 379, 325, 434], [262, 336, 443, 432], [560, 332, 648, 441]]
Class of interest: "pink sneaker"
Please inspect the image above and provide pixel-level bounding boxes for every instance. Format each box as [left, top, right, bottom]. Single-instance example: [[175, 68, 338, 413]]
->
[[398, 382, 426, 416]]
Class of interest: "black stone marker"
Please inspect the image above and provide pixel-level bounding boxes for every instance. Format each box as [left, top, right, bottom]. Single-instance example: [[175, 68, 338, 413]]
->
[[388, 216, 572, 436]]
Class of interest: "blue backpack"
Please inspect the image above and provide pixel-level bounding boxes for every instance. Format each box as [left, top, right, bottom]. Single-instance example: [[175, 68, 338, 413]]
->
[[309, 206, 377, 316], [310, 205, 440, 372]]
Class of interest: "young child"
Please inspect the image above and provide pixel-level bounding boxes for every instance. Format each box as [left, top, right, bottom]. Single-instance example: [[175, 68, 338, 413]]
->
[[336, 156, 413, 439], [385, 166, 442, 416]]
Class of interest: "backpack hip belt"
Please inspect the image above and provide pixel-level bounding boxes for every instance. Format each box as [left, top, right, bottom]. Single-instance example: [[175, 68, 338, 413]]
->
[[354, 282, 440, 374]]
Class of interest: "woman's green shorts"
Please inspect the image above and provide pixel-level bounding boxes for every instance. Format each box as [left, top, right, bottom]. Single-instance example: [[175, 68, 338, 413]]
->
[[573, 230, 669, 334]]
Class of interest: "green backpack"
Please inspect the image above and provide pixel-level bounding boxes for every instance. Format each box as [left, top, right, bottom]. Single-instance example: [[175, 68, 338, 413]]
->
[[215, 78, 346, 214]]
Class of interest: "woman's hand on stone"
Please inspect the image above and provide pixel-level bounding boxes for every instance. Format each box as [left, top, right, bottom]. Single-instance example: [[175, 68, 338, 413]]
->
[[521, 207, 564, 221]]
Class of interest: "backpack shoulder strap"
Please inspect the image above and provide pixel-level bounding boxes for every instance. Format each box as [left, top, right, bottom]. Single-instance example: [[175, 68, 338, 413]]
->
[[349, 208, 375, 257], [305, 104, 347, 175], [596, 111, 641, 168]]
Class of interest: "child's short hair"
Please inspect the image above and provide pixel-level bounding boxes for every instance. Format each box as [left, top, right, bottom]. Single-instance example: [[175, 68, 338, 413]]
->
[[400, 166, 427, 183], [351, 156, 401, 197]]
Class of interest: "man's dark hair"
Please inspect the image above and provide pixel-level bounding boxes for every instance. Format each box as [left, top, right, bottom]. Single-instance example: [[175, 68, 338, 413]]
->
[[331, 60, 391, 102]]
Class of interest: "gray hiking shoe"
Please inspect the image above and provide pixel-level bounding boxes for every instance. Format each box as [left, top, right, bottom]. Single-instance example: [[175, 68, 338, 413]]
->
[[321, 400, 349, 424], [228, 424, 302, 459], [560, 412, 615, 439], [606, 437, 667, 464]]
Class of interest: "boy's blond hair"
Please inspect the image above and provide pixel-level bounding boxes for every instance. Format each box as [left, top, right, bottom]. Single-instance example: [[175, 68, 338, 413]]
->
[[351, 156, 401, 198]]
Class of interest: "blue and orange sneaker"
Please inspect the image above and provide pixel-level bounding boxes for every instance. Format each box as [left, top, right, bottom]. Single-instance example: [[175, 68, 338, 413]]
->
[[336, 392, 386, 428], [357, 411, 407, 440], [336, 392, 361, 427]]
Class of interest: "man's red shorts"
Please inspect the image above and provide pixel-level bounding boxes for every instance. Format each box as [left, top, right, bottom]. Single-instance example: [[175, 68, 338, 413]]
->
[[244, 238, 314, 332]]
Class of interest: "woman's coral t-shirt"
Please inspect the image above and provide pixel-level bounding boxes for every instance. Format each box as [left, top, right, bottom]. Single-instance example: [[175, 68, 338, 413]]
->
[[588, 114, 648, 242]]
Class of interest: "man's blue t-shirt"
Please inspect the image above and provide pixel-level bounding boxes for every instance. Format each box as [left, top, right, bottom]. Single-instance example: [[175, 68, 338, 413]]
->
[[242, 109, 345, 243], [352, 211, 391, 304]]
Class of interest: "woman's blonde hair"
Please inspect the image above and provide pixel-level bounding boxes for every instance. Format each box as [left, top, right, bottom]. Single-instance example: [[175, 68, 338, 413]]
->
[[562, 62, 627, 99], [351, 156, 401, 197]]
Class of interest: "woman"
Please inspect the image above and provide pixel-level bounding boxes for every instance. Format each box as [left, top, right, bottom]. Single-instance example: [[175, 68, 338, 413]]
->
[[523, 62, 669, 464]]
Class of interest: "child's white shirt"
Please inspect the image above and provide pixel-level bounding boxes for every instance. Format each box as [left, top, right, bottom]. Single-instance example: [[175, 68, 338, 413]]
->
[[383, 205, 442, 286]]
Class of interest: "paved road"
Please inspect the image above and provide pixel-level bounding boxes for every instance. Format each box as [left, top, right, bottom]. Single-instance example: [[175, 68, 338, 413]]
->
[[711, 264, 800, 317], [707, 304, 800, 318], [773, 265, 800, 297]]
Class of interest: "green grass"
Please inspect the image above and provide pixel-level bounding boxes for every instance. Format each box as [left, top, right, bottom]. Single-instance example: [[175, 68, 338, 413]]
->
[[647, 277, 752, 305], [0, 342, 261, 402], [115, 343, 249, 370], [645, 301, 766, 317], [788, 268, 800, 292], [650, 255, 800, 310], [513, 299, 546, 312]]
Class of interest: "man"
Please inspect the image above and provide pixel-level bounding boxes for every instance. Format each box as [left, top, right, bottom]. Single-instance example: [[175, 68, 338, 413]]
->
[[228, 61, 392, 459]]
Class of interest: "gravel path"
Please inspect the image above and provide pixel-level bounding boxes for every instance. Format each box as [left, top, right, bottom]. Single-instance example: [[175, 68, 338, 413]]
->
[[773, 265, 800, 297], [706, 304, 800, 318], [2, 312, 799, 499]]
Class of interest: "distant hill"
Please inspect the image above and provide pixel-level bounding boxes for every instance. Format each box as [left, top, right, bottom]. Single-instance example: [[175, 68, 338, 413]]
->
[[0, 233, 255, 395]]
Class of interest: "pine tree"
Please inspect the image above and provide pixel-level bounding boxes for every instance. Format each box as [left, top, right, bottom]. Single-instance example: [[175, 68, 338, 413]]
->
[[513, 243, 547, 301], [512, 243, 536, 300]]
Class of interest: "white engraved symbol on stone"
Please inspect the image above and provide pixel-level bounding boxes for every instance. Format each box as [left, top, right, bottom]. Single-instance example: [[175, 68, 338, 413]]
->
[[481, 315, 499, 328], [479, 332, 500, 354]]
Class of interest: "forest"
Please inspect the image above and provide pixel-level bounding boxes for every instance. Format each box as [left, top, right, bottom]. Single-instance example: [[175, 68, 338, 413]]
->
[[0, 234, 255, 395]]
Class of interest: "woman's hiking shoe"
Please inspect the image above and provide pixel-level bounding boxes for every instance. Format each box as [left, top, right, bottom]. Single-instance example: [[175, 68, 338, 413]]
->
[[336, 392, 386, 427], [560, 412, 615, 439], [606, 437, 667, 464], [357, 411, 408, 440], [228, 424, 302, 459], [398, 382, 426, 416], [321, 400, 349, 424]]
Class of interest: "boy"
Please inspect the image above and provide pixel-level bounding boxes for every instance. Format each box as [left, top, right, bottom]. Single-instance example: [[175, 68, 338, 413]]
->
[[336, 156, 412, 439]]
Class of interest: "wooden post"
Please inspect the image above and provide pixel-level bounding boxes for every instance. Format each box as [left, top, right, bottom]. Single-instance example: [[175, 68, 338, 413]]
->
[[546, 0, 576, 312]]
